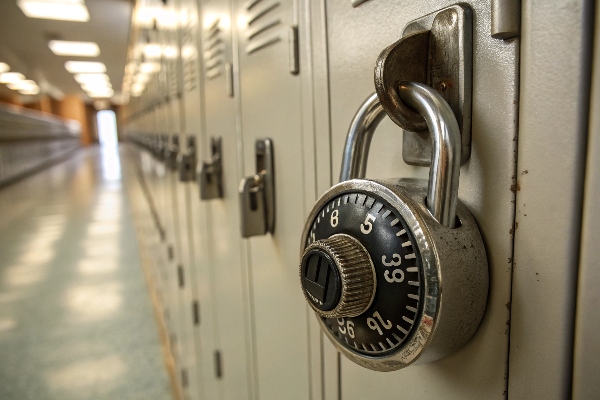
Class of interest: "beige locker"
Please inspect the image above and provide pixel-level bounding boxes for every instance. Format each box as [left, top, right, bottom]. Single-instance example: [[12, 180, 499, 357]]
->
[[197, 0, 257, 399], [306, 1, 517, 399], [234, 0, 313, 398], [177, 0, 222, 398]]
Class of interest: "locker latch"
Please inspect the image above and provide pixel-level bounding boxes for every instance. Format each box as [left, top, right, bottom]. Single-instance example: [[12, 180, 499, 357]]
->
[[165, 134, 179, 171], [375, 4, 473, 166], [239, 138, 275, 238], [198, 137, 224, 199], [178, 136, 197, 182]]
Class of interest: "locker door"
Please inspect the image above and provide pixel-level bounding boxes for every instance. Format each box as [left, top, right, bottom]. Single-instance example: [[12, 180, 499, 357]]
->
[[197, 0, 255, 399], [235, 0, 312, 398], [313, 1, 518, 399], [176, 0, 222, 398], [161, 2, 207, 397], [159, 15, 193, 397]]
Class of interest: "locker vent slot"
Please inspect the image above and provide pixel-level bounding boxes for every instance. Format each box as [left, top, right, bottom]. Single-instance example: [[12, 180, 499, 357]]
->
[[245, 0, 283, 55], [181, 14, 199, 93], [167, 57, 179, 97], [204, 18, 225, 80]]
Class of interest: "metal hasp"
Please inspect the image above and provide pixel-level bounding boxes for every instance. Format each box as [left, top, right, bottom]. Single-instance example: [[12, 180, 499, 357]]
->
[[375, 4, 472, 166], [178, 136, 197, 182], [198, 137, 223, 199], [239, 138, 275, 238]]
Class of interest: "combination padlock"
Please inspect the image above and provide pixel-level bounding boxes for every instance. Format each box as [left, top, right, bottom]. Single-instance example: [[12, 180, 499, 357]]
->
[[299, 82, 488, 371]]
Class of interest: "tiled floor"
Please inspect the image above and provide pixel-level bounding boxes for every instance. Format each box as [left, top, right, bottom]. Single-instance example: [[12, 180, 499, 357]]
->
[[0, 146, 172, 400]]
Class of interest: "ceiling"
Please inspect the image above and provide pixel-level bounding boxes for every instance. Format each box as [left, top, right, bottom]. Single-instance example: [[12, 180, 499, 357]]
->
[[0, 0, 134, 103]]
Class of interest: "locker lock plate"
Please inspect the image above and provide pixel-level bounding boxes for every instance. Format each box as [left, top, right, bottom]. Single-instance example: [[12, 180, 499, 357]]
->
[[239, 138, 275, 238], [199, 137, 224, 200], [375, 4, 473, 166]]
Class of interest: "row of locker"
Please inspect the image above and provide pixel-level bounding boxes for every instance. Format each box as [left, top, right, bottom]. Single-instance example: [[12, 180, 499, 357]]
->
[[122, 0, 596, 399], [0, 105, 81, 187]]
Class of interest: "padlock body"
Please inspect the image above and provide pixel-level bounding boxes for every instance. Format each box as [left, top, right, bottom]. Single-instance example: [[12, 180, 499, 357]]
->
[[178, 151, 197, 182], [199, 162, 223, 199], [239, 176, 267, 238], [300, 178, 488, 371]]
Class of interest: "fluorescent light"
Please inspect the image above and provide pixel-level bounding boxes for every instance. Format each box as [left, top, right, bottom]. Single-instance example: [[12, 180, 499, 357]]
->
[[17, 0, 90, 22], [131, 83, 145, 95], [7, 80, 38, 91], [0, 72, 26, 84], [74, 73, 109, 84], [125, 63, 137, 74], [87, 88, 114, 98], [19, 87, 40, 95], [82, 82, 112, 92], [65, 61, 106, 73], [134, 74, 150, 84], [49, 40, 100, 57], [163, 46, 178, 59], [143, 44, 161, 59], [139, 62, 160, 74], [0, 63, 9, 73]]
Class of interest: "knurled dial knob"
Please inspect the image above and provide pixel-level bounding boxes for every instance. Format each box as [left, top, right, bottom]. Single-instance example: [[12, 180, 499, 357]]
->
[[300, 234, 376, 319]]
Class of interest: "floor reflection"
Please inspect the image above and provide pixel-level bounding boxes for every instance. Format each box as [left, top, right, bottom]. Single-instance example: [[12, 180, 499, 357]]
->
[[65, 282, 123, 320], [45, 354, 127, 393], [0, 146, 172, 400]]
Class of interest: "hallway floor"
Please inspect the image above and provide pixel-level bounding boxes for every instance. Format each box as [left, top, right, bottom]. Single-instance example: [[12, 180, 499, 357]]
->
[[0, 146, 172, 400]]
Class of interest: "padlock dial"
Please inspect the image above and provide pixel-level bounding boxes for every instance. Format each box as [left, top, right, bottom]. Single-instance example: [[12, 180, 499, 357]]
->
[[301, 191, 423, 356]]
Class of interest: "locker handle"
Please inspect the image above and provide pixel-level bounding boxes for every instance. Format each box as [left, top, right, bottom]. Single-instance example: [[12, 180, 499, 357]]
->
[[239, 138, 275, 238]]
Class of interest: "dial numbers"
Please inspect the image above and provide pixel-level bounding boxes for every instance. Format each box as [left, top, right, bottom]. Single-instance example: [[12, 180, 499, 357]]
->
[[307, 191, 422, 356]]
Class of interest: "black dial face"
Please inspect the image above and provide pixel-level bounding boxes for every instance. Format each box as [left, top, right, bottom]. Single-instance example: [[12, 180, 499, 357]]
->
[[305, 191, 423, 357]]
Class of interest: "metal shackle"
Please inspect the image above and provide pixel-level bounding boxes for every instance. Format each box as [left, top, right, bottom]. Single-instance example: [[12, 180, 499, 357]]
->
[[339, 82, 461, 228]]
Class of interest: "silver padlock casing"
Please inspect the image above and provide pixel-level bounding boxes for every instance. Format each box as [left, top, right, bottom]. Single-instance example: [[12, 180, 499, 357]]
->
[[301, 177, 487, 371]]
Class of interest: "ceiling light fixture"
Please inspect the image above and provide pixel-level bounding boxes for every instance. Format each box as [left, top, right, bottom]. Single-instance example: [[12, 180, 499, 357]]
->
[[131, 82, 145, 95], [134, 74, 150, 84], [49, 40, 100, 57], [125, 63, 137, 74], [65, 61, 106, 73], [139, 62, 160, 74], [81, 83, 112, 93], [0, 72, 26, 84], [143, 44, 162, 59], [74, 73, 109, 83], [7, 80, 39, 91], [19, 87, 41, 95], [87, 88, 114, 98], [17, 0, 90, 22], [163, 46, 178, 59], [0, 63, 10, 73]]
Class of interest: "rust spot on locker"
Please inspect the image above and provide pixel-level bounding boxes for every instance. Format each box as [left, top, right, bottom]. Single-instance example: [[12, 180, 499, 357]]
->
[[510, 182, 521, 193]]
